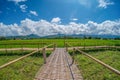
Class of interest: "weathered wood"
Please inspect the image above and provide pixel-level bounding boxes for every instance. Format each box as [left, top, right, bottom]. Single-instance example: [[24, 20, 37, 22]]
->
[[0, 46, 119, 51], [5, 44, 7, 54], [42, 48, 47, 64], [0, 44, 55, 69], [35, 48, 83, 80], [53, 44, 56, 51], [0, 48, 53, 51], [65, 43, 68, 51], [43, 43, 54, 48], [76, 48, 120, 76], [70, 48, 75, 66]]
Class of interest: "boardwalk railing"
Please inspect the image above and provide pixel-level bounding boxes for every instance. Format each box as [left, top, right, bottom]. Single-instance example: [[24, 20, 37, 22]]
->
[[0, 43, 56, 70], [76, 48, 120, 75], [65, 43, 75, 66], [66, 42, 120, 50], [0, 50, 39, 69], [65, 43, 120, 76], [42, 43, 56, 64]]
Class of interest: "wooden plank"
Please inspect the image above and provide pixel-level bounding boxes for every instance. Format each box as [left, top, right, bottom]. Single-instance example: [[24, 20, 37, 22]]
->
[[35, 48, 83, 80]]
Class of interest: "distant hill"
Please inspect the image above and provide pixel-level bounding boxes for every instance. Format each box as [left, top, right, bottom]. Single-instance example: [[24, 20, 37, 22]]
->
[[2, 34, 120, 39], [42, 34, 120, 39], [26, 34, 40, 38], [6, 34, 40, 39]]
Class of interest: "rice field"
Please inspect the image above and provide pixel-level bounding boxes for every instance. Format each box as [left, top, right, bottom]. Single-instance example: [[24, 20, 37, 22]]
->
[[0, 39, 120, 80], [0, 39, 120, 48]]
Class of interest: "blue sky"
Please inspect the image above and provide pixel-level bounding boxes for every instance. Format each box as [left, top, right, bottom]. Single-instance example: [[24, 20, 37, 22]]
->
[[0, 0, 120, 24], [0, 0, 120, 36]]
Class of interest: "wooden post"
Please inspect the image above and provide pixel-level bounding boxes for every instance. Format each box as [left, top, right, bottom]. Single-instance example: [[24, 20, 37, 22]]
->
[[70, 48, 75, 66], [37, 43, 40, 56], [83, 35, 85, 50], [5, 44, 7, 55], [42, 48, 46, 64], [73, 48, 75, 55], [38, 43, 40, 51], [21, 43, 23, 55], [53, 44, 56, 51], [66, 43, 68, 52], [11, 45, 13, 54]]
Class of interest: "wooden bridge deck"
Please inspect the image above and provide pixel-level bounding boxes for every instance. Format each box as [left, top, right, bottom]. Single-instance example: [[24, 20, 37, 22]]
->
[[34, 48, 83, 80]]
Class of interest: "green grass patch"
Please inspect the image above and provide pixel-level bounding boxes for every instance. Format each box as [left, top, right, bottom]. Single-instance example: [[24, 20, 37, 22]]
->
[[0, 50, 51, 80], [70, 50, 120, 80], [0, 51, 32, 66], [86, 50, 120, 71]]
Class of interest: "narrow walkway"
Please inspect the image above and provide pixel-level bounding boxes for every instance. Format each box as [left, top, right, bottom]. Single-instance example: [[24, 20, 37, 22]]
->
[[35, 48, 83, 80]]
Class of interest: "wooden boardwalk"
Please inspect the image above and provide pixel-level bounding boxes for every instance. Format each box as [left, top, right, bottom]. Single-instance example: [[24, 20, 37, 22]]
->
[[34, 48, 83, 80]]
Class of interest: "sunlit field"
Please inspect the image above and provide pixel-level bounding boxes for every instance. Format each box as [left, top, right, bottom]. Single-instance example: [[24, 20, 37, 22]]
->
[[0, 39, 120, 48]]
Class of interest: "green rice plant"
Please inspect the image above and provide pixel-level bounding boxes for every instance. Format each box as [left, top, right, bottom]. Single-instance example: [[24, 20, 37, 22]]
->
[[0, 39, 120, 48]]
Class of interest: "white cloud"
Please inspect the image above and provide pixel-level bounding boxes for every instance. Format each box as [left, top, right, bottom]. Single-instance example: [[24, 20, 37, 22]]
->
[[71, 18, 78, 21], [51, 17, 61, 23], [0, 18, 120, 37], [20, 4, 27, 12], [98, 0, 114, 8], [8, 0, 27, 4], [30, 11, 38, 16], [8, 0, 28, 12]]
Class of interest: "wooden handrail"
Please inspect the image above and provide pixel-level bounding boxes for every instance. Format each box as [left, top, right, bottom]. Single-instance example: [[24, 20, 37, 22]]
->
[[65, 42, 120, 75], [42, 43, 56, 64], [0, 42, 47, 45], [65, 43, 72, 51], [76, 48, 120, 76], [43, 43, 55, 48], [0, 43, 56, 69], [66, 43, 73, 47]]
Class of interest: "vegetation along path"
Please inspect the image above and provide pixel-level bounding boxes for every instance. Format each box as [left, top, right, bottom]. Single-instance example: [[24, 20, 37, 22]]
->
[[34, 48, 83, 80]]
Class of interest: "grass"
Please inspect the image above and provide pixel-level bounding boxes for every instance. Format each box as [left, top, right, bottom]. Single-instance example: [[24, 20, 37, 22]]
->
[[0, 50, 32, 66], [87, 50, 120, 71], [0, 50, 51, 80], [0, 39, 120, 48], [0, 39, 120, 79], [70, 49, 120, 80]]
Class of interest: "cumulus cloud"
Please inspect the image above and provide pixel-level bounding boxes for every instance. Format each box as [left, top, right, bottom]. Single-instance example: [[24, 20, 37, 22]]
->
[[71, 18, 78, 21], [98, 0, 114, 8], [51, 17, 61, 23], [8, 0, 27, 4], [0, 18, 120, 37], [30, 11, 38, 16], [20, 4, 27, 12]]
